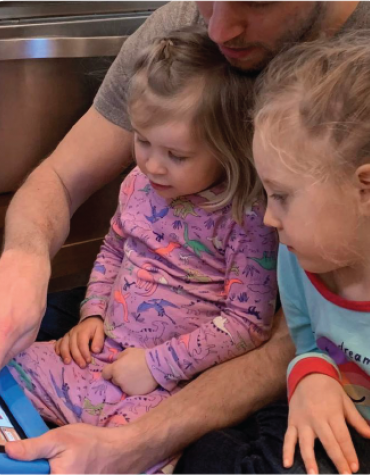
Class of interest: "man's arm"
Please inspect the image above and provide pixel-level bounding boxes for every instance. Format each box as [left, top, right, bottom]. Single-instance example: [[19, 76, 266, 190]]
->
[[5, 309, 295, 474], [134, 308, 293, 462], [0, 108, 133, 367]]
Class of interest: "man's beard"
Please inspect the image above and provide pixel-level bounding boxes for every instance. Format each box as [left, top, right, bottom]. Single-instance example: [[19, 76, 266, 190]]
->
[[222, 2, 327, 75]]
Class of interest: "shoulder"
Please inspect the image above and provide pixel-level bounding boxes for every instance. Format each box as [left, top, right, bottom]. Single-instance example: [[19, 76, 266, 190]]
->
[[119, 167, 149, 199]]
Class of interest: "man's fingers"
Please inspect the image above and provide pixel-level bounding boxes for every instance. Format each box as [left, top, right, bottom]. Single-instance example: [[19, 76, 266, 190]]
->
[[298, 426, 318, 474], [283, 425, 298, 468], [6, 432, 61, 462]]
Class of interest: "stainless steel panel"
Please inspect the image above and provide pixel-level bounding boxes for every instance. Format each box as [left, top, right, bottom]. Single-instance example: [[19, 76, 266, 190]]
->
[[0, 2, 165, 22], [0, 3, 162, 192], [0, 12, 157, 59]]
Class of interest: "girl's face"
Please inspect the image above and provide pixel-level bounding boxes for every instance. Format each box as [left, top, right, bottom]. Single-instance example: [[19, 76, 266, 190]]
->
[[133, 119, 225, 200], [253, 128, 362, 274]]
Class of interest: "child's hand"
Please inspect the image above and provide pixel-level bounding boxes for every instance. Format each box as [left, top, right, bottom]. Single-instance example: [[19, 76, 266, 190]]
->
[[102, 348, 158, 396], [55, 316, 105, 368], [283, 373, 370, 474]]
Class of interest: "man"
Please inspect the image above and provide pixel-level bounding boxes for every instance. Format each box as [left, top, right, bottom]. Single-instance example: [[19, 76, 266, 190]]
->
[[0, 2, 366, 473]]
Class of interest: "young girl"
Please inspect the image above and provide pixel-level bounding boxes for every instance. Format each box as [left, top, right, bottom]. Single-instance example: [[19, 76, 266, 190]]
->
[[8, 29, 277, 473], [252, 33, 370, 475]]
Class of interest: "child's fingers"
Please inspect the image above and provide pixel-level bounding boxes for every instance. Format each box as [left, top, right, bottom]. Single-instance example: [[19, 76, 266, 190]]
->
[[344, 397, 370, 439], [283, 425, 298, 468], [69, 331, 88, 368], [54, 339, 61, 356], [298, 426, 318, 474], [91, 327, 105, 354], [316, 423, 351, 475], [329, 417, 358, 473], [58, 335, 72, 364], [76, 331, 93, 364]]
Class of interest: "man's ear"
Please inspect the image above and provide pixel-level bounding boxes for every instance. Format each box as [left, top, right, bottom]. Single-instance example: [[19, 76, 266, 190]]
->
[[356, 164, 370, 214]]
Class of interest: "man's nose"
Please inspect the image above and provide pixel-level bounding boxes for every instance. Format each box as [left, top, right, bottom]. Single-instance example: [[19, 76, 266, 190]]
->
[[207, 2, 247, 45]]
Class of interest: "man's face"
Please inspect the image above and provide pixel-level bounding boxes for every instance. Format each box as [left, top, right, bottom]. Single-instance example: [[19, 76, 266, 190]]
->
[[197, 1, 326, 72]]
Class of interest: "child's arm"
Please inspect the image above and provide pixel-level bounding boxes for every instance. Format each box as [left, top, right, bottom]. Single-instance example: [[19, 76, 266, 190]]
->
[[79, 175, 132, 322], [146, 208, 279, 391], [278, 244, 370, 475]]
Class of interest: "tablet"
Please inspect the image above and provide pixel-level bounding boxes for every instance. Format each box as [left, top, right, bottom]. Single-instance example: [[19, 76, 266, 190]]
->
[[0, 367, 50, 474]]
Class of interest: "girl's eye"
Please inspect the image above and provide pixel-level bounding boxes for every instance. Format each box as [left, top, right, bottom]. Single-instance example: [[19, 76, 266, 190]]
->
[[136, 137, 149, 145], [169, 151, 187, 162], [270, 193, 287, 203]]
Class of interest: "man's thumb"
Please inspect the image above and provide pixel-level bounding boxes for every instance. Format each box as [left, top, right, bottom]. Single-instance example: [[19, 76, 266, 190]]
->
[[6, 434, 57, 461]]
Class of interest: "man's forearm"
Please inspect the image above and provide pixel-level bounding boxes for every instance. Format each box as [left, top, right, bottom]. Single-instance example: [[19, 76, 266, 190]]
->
[[3, 162, 71, 259], [128, 309, 295, 468]]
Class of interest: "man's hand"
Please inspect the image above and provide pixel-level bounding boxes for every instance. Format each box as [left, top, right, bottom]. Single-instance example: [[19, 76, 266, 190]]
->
[[102, 348, 158, 395], [0, 249, 50, 368], [55, 316, 105, 368], [283, 373, 370, 474], [4, 423, 150, 474]]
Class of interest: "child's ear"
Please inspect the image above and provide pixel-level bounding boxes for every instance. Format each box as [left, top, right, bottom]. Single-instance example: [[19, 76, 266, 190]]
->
[[355, 164, 370, 214]]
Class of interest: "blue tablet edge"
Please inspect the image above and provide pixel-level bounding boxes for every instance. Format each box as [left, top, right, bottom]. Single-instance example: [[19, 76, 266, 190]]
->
[[0, 367, 50, 474]]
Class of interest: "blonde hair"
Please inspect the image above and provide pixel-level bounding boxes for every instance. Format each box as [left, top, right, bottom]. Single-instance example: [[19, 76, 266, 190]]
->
[[128, 27, 260, 223], [253, 31, 370, 181]]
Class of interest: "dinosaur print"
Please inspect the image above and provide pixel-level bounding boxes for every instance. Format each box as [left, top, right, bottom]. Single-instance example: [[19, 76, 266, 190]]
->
[[50, 368, 83, 418], [8, 360, 34, 392], [138, 184, 151, 195], [221, 278, 243, 297], [249, 251, 277, 271], [136, 264, 168, 296], [8, 167, 277, 472], [183, 223, 213, 258], [145, 201, 169, 224], [122, 173, 136, 200], [153, 241, 181, 257], [185, 268, 212, 283], [171, 198, 199, 219], [212, 316, 233, 342], [137, 299, 179, 324], [83, 398, 104, 416], [114, 291, 129, 323]]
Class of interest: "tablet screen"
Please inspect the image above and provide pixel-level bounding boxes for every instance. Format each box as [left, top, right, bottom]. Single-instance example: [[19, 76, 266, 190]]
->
[[0, 397, 24, 451]]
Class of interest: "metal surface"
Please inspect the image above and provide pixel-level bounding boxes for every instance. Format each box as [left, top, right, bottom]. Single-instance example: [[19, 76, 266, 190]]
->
[[0, 15, 147, 59], [0, 3, 161, 192], [0, 2, 165, 22]]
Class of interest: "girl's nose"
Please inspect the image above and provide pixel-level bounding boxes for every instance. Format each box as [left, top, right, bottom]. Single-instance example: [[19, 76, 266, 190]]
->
[[145, 155, 166, 175], [263, 206, 282, 230]]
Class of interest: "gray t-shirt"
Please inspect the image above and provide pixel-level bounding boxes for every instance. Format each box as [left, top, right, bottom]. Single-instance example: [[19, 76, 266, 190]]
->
[[94, 1, 370, 131]]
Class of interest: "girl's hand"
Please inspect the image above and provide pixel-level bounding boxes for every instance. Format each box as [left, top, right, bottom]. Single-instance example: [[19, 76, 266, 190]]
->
[[55, 316, 105, 368], [283, 373, 370, 474], [102, 348, 158, 395]]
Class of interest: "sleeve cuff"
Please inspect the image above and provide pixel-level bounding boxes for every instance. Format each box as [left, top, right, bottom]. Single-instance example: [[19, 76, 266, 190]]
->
[[145, 348, 179, 392], [80, 297, 107, 322], [288, 355, 341, 402]]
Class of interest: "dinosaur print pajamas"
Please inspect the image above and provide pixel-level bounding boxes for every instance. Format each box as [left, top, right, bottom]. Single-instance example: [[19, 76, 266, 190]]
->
[[9, 168, 278, 471]]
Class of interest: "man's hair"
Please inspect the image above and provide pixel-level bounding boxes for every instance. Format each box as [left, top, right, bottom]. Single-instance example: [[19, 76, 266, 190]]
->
[[128, 27, 260, 223], [253, 31, 370, 181]]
